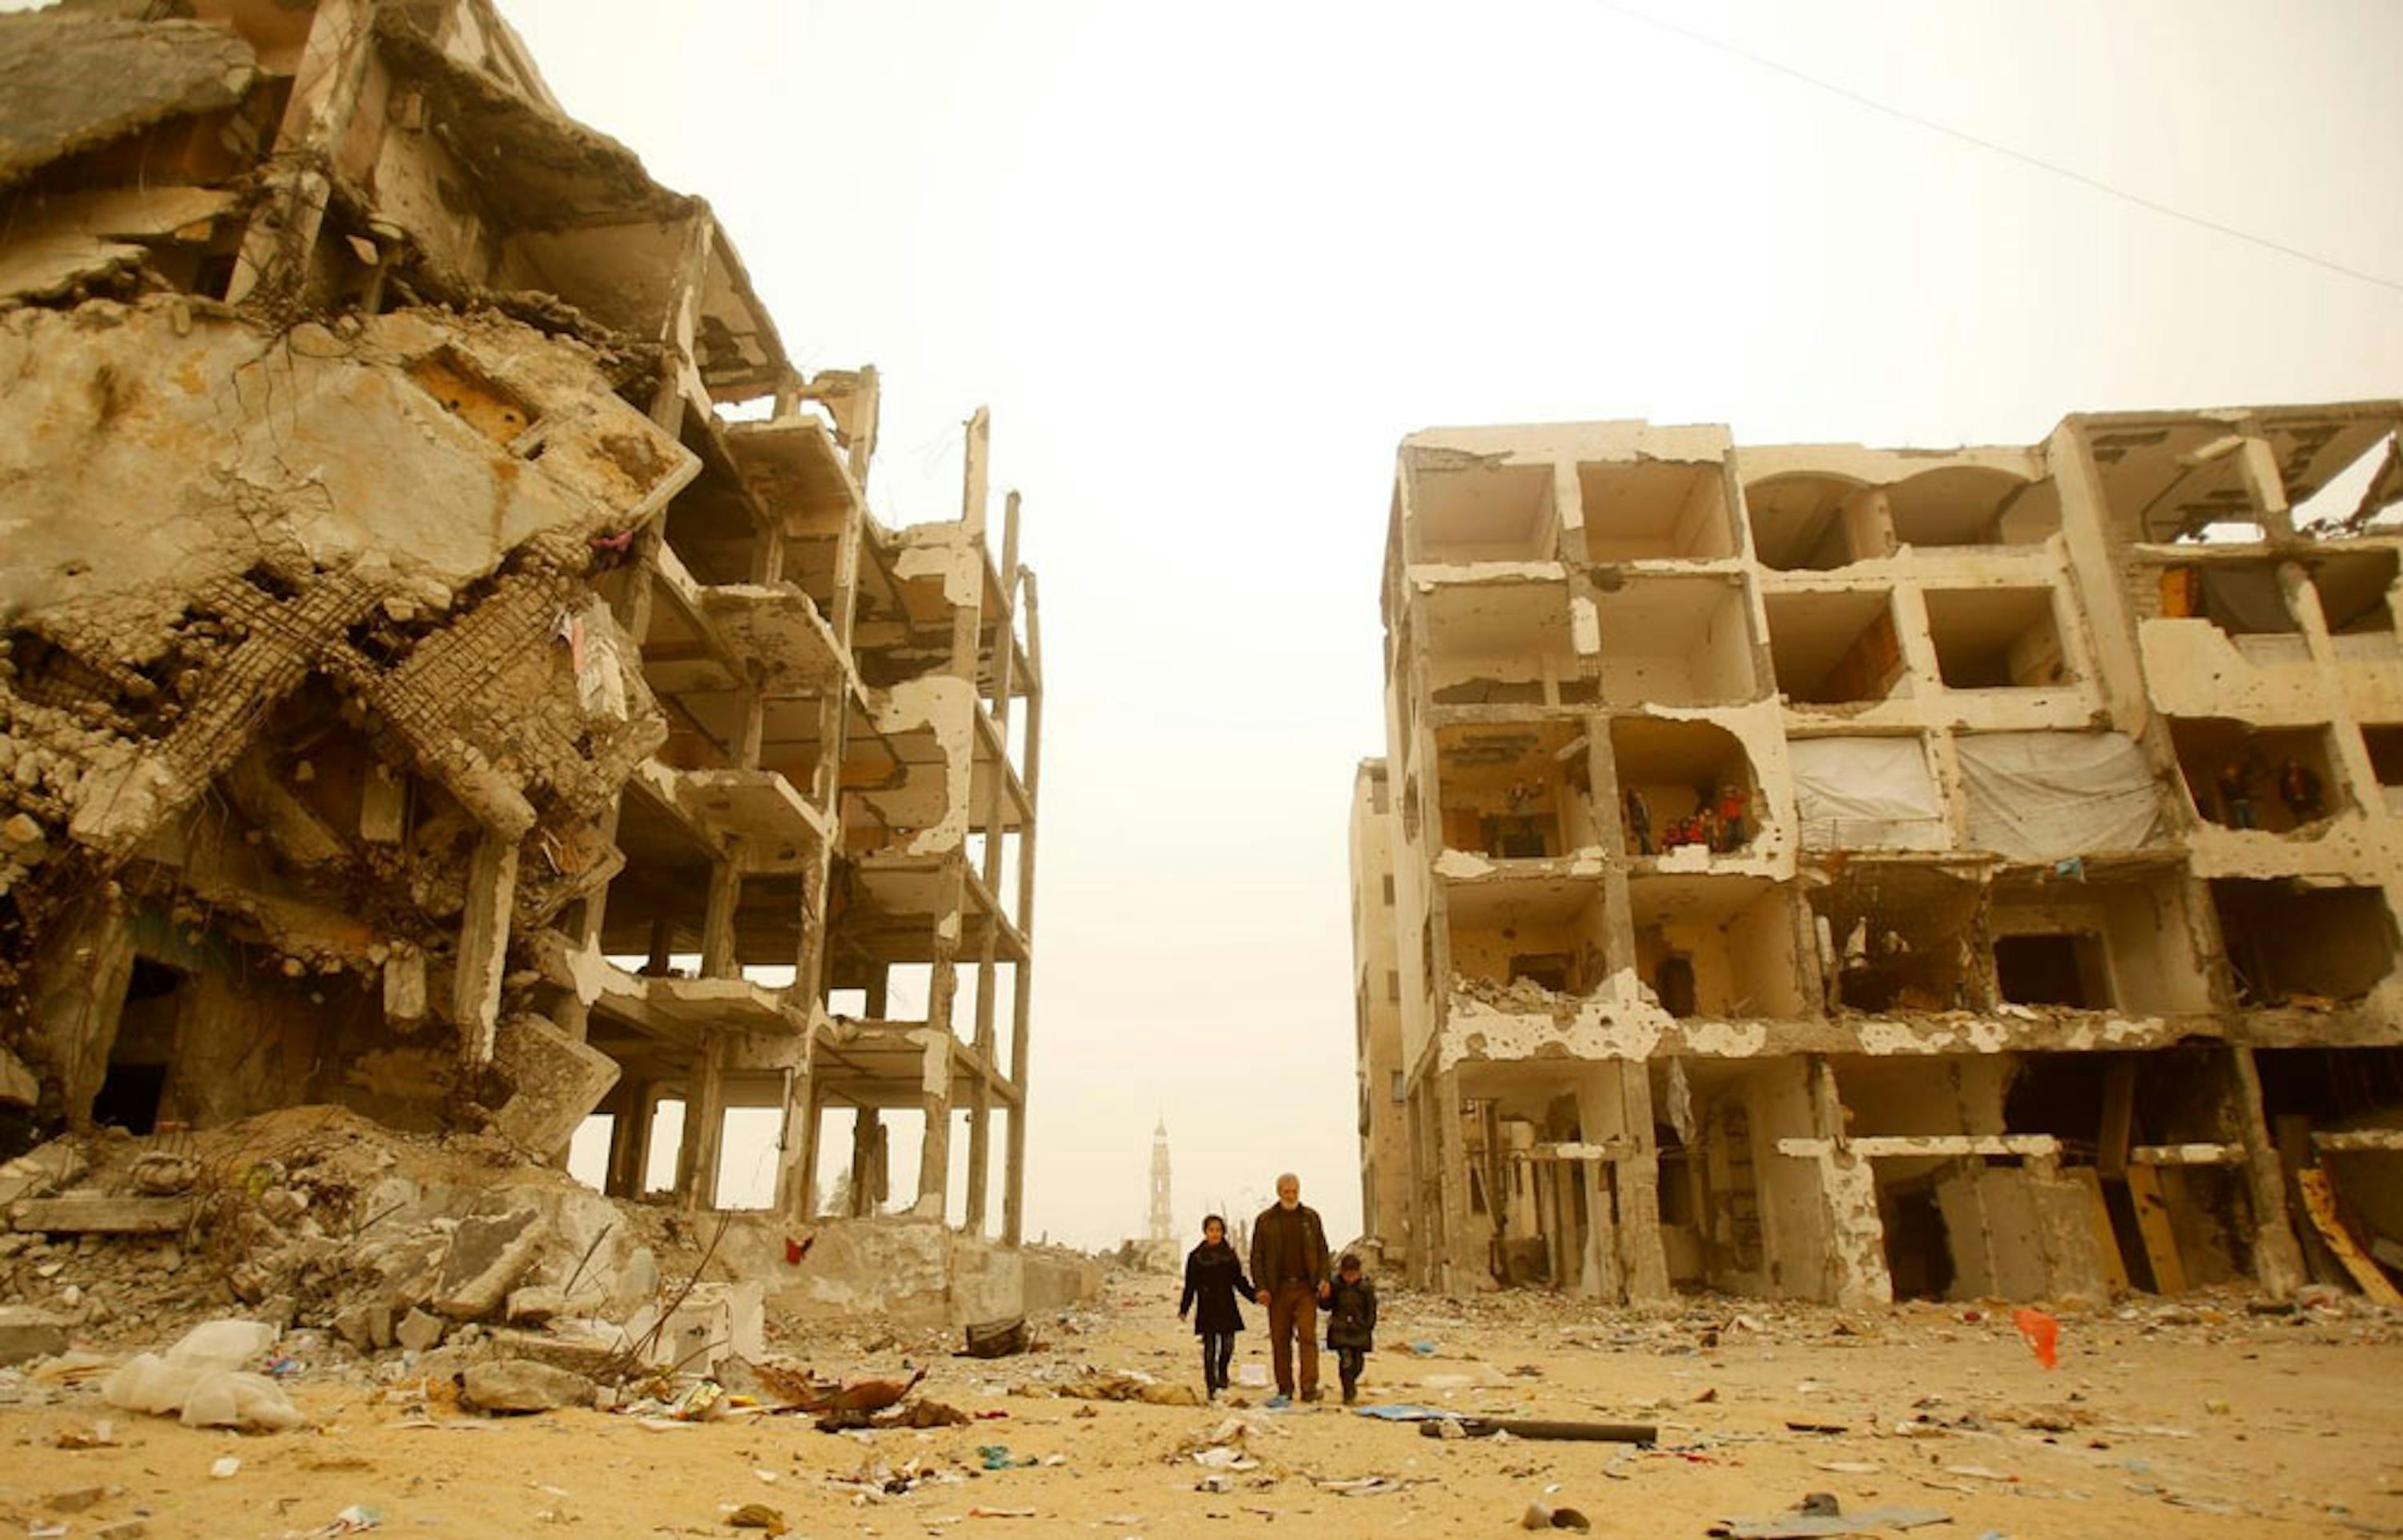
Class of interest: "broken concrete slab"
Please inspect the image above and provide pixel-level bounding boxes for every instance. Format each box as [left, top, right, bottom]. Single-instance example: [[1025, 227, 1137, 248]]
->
[[9, 1196, 191, 1234], [461, 1359, 595, 1414], [489, 1014, 618, 1156], [0, 1305, 70, 1365], [0, 11, 258, 189], [394, 1308, 445, 1354], [432, 1208, 545, 1321], [0, 1143, 89, 1207]]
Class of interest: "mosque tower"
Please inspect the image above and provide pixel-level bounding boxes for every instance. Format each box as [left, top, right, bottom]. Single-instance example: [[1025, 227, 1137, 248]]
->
[[1147, 1117, 1173, 1244]]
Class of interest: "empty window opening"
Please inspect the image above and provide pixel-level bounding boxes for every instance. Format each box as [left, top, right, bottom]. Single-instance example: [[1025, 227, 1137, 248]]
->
[[1990, 871, 2208, 1015], [2168, 719, 2341, 833], [1593, 574, 1758, 707], [1888, 468, 2059, 550], [1994, 932, 2111, 1009], [1422, 581, 1576, 706], [643, 1098, 686, 1196], [1745, 473, 1884, 571], [96, 958, 186, 1136], [1632, 876, 1807, 1018], [1811, 867, 1982, 1013], [2212, 881, 2400, 1007], [2154, 561, 2300, 639], [1878, 1176, 1957, 1302], [1611, 717, 1762, 858], [710, 1106, 783, 1212], [2362, 726, 2403, 817], [2308, 549, 2400, 653], [1435, 721, 1591, 858], [2291, 436, 2403, 545], [1410, 458, 1558, 565], [1765, 589, 1905, 706], [2088, 420, 2271, 543], [1445, 879, 1608, 998], [566, 1114, 614, 1193], [1578, 459, 1735, 562], [1923, 588, 2073, 690]]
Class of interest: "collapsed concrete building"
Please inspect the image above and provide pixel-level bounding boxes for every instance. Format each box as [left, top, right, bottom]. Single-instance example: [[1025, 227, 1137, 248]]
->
[[1352, 407, 2403, 1307], [0, 0, 1047, 1296]]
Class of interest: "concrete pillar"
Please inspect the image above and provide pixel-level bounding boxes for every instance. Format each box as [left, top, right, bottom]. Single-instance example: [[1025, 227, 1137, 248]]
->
[[701, 843, 744, 980], [453, 832, 519, 1067], [916, 1032, 954, 1220], [33, 896, 136, 1133], [2227, 1044, 2306, 1297], [677, 1037, 727, 1211], [1613, 1061, 1672, 1301], [790, 1075, 824, 1220], [850, 1108, 882, 1216], [1432, 1066, 1474, 1293]]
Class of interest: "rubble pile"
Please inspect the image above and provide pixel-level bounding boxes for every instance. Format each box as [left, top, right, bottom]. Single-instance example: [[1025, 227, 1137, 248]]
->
[[0, 1106, 671, 1357]]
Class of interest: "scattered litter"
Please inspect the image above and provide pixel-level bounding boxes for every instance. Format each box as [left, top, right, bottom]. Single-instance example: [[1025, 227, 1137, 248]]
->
[[1317, 1476, 1411, 1497], [103, 1319, 304, 1432], [1419, 1415, 1655, 1444], [1354, 1403, 1454, 1422], [978, 1445, 1036, 1470], [1521, 1500, 1592, 1531], [2012, 1308, 2060, 1371], [1407, 1340, 1439, 1357], [1786, 1420, 1849, 1434], [211, 1455, 242, 1478], [1710, 1505, 1951, 1538], [966, 1508, 1036, 1519], [727, 1502, 787, 1534], [1816, 1462, 1879, 1475], [1235, 1364, 1270, 1389], [312, 1506, 383, 1537]]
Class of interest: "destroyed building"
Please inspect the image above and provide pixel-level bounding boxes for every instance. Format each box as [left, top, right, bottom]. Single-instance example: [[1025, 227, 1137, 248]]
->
[[0, 0, 1047, 1297], [1352, 408, 2403, 1306]]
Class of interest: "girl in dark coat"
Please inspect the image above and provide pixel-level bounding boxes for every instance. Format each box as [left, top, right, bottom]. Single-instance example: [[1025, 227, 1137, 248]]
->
[[1324, 1252, 1379, 1403], [1178, 1214, 1256, 1399]]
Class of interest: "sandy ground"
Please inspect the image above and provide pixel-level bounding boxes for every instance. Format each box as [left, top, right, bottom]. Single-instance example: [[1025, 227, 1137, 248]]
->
[[2, 1273, 2400, 1539]]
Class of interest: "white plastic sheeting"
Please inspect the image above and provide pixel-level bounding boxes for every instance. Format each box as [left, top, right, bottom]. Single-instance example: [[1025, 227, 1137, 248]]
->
[[1958, 731, 2163, 862], [1789, 736, 1948, 850]]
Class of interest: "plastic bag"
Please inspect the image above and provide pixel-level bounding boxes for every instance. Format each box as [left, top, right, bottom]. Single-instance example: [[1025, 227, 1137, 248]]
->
[[103, 1319, 303, 1430]]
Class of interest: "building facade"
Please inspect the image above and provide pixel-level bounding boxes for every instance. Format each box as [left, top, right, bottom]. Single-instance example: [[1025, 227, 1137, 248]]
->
[[0, 0, 1040, 1241], [1354, 407, 2403, 1304]]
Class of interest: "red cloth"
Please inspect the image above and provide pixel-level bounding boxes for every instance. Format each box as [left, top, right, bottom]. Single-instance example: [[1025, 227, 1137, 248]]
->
[[2013, 1306, 2059, 1369]]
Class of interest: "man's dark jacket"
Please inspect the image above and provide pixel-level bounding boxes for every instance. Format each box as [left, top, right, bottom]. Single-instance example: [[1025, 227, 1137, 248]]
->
[[1249, 1200, 1330, 1292]]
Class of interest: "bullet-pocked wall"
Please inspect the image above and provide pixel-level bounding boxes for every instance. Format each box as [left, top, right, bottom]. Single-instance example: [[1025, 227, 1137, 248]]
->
[[1350, 404, 2403, 1306]]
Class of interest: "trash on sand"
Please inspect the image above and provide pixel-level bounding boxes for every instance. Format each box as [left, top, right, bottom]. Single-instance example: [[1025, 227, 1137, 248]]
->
[[1407, 1340, 1439, 1357], [727, 1502, 787, 1534], [1317, 1476, 1410, 1498], [211, 1455, 242, 1478], [977, 1445, 1036, 1470], [1235, 1364, 1270, 1389], [1709, 1506, 1952, 1539], [1355, 1403, 1454, 1422], [961, 1317, 1029, 1358], [1418, 1416, 1655, 1445], [103, 1320, 304, 1433], [312, 1506, 383, 1536], [965, 1508, 1036, 1519], [1522, 1501, 1592, 1531], [2012, 1308, 2060, 1370], [1193, 1446, 1258, 1471]]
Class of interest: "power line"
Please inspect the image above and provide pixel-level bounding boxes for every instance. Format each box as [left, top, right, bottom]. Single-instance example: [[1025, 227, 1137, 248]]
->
[[1588, 0, 2403, 297]]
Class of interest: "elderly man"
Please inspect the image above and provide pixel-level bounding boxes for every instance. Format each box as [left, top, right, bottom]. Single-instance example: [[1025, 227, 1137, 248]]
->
[[1247, 1172, 1332, 1405]]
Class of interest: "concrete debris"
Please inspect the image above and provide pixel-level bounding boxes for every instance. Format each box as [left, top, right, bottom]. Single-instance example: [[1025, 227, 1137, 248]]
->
[[459, 1357, 595, 1414], [0, 0, 1058, 1338], [0, 1305, 70, 1365]]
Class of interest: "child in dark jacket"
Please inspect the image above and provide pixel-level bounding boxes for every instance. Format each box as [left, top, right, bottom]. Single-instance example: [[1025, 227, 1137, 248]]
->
[[1178, 1215, 1257, 1400], [1324, 1252, 1378, 1404]]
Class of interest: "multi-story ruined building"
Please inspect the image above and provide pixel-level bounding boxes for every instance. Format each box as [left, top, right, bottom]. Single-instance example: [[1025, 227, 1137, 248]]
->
[[1353, 407, 2403, 1305], [0, 0, 1042, 1248]]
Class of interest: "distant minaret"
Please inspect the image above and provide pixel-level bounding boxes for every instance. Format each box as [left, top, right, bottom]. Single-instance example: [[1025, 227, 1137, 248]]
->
[[1147, 1117, 1173, 1244]]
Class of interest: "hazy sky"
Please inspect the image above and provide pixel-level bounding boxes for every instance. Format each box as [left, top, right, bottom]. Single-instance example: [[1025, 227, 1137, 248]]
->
[[0, 0, 2385, 1240], [489, 1, 2403, 1248]]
